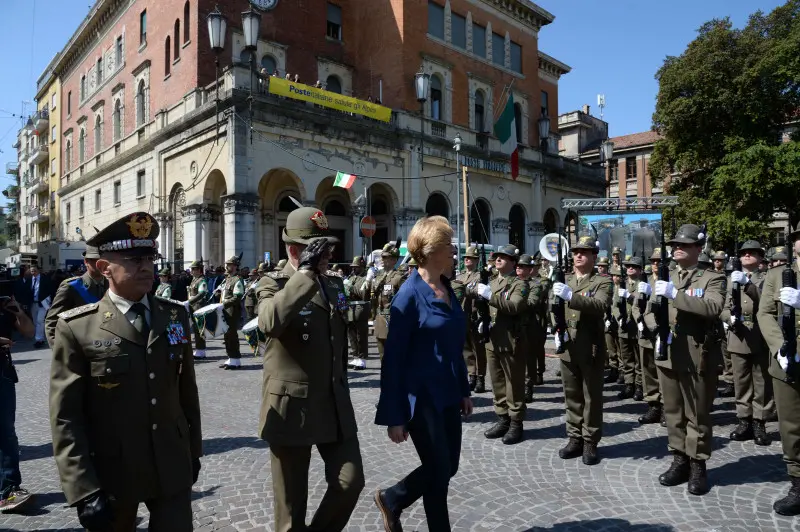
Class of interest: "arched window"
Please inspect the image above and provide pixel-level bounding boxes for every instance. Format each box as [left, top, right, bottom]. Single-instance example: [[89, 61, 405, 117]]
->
[[94, 115, 102, 153], [430, 75, 443, 120], [183, 2, 190, 43], [470, 199, 491, 244], [96, 57, 103, 84], [371, 198, 388, 215], [324, 199, 346, 216], [80, 75, 87, 100], [174, 20, 180, 59], [514, 102, 523, 144], [543, 208, 558, 234], [240, 49, 252, 64], [261, 55, 276, 75], [425, 193, 449, 218], [165, 36, 171, 76], [278, 196, 299, 212], [474, 90, 485, 132], [78, 130, 85, 164], [136, 80, 146, 126], [326, 75, 342, 94], [113, 99, 122, 140], [65, 141, 72, 172], [509, 204, 525, 252]]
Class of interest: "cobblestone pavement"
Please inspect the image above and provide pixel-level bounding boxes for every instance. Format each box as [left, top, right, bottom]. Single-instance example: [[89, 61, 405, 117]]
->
[[4, 335, 800, 532]]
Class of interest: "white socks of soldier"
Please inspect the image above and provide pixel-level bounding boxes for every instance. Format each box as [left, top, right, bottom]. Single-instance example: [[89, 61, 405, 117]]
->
[[349, 358, 366, 370], [193, 349, 206, 359], [223, 358, 241, 367]]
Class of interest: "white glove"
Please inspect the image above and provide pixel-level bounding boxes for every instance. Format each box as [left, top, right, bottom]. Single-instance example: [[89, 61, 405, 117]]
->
[[636, 322, 644, 332], [778, 352, 790, 372], [605, 320, 611, 331], [729, 315, 737, 325], [553, 282, 573, 302], [655, 280, 678, 300], [554, 334, 562, 351], [780, 287, 800, 309], [723, 322, 729, 331], [366, 268, 376, 282], [478, 321, 489, 334], [183, 301, 191, 313], [637, 282, 652, 297], [618, 288, 630, 299], [476, 283, 492, 300], [730, 270, 749, 285]]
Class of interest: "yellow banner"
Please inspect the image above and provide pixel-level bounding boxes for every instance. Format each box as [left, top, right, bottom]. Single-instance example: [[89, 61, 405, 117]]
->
[[268, 77, 392, 123]]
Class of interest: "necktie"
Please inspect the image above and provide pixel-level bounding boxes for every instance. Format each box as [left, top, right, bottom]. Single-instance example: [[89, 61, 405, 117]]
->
[[131, 302, 150, 338], [679, 270, 688, 282]]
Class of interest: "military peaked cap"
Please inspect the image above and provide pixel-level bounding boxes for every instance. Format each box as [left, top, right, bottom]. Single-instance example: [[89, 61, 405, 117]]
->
[[86, 212, 159, 256]]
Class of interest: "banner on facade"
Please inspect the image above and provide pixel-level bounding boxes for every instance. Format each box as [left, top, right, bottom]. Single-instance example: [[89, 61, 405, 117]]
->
[[268, 77, 392, 123]]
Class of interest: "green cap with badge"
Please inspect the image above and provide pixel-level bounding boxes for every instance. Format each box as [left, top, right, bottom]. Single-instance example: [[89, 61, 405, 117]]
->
[[773, 246, 788, 261], [668, 224, 706, 246], [381, 242, 400, 258], [494, 244, 520, 261], [517, 254, 534, 266], [738, 240, 764, 256], [281, 206, 340, 245], [698, 252, 712, 265], [611, 247, 622, 255], [712, 250, 726, 261], [650, 247, 662, 261], [189, 260, 203, 269], [225, 255, 240, 265], [622, 255, 643, 268], [158, 268, 171, 276], [597, 256, 610, 266], [464, 246, 480, 259], [86, 211, 159, 256], [351, 256, 366, 267], [572, 235, 599, 252]]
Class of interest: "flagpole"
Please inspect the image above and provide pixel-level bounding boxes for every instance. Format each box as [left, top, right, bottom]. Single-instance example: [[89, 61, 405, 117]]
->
[[493, 78, 516, 122]]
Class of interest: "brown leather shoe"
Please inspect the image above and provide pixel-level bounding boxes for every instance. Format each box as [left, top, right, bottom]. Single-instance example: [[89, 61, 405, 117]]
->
[[374, 490, 403, 532]]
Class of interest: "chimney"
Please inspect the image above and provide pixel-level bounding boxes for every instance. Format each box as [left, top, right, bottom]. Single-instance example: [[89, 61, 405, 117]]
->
[[582, 104, 591, 115]]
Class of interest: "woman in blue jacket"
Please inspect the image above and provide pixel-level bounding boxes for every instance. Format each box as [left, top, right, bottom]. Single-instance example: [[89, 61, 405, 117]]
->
[[374, 215, 472, 531]]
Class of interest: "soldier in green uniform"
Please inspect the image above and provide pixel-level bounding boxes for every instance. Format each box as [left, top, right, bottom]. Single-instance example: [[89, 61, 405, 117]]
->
[[634, 259, 663, 424], [611, 247, 622, 269], [244, 267, 261, 321], [606, 265, 623, 384], [219, 256, 245, 370], [156, 268, 172, 298], [473, 244, 528, 445], [624, 255, 649, 401], [49, 212, 202, 531], [652, 224, 725, 496], [757, 223, 800, 515], [45, 246, 108, 348], [530, 256, 550, 386], [186, 260, 209, 359], [772, 246, 788, 268], [456, 246, 487, 393], [372, 244, 404, 360], [516, 254, 548, 402], [256, 207, 364, 531], [720, 240, 773, 445], [613, 256, 639, 399], [344, 256, 370, 368], [552, 236, 613, 465], [709, 250, 736, 397]]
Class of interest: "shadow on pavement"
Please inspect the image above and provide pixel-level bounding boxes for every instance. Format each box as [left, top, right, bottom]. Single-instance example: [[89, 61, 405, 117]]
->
[[711, 453, 786, 486], [601, 435, 669, 461], [9, 491, 68, 516], [191, 484, 221, 501], [523, 519, 675, 531], [202, 436, 269, 456], [8, 358, 38, 365]]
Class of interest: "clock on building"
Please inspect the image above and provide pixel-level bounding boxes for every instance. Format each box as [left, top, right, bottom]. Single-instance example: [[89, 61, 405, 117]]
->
[[251, 0, 278, 11]]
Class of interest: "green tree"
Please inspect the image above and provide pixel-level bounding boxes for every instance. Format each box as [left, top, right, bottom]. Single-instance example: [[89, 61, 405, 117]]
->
[[650, 0, 800, 250]]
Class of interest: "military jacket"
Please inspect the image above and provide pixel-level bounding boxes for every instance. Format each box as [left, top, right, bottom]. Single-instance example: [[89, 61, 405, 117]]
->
[[344, 273, 370, 323], [373, 270, 405, 340], [155, 282, 172, 299], [220, 274, 245, 316], [523, 276, 550, 331], [757, 263, 800, 381], [486, 273, 528, 354], [49, 294, 201, 506], [561, 271, 613, 363], [720, 269, 765, 355], [633, 277, 658, 348], [611, 277, 638, 339], [455, 270, 482, 326], [187, 276, 209, 310], [244, 278, 260, 311], [649, 266, 725, 373], [256, 264, 357, 446], [45, 272, 108, 348]]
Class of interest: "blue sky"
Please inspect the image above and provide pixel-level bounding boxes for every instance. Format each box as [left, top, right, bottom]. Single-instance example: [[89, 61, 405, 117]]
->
[[0, 0, 789, 207]]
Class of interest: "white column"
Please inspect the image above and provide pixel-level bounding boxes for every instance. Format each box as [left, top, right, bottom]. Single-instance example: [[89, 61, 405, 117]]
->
[[223, 194, 259, 269]]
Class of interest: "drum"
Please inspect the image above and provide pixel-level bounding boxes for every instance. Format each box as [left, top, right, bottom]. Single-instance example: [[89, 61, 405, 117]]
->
[[193, 303, 228, 339], [242, 317, 267, 356]]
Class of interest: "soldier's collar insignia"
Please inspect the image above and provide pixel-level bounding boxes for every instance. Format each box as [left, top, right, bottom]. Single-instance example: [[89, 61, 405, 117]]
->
[[127, 214, 154, 239], [98, 382, 120, 390], [103, 311, 113, 321], [310, 210, 329, 230]]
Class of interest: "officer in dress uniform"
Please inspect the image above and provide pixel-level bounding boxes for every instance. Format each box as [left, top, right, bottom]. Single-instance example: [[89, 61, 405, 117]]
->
[[45, 246, 108, 348], [372, 244, 404, 360], [186, 260, 209, 359], [156, 268, 172, 298], [606, 265, 623, 384], [455, 246, 488, 393], [473, 245, 528, 445], [218, 256, 245, 370], [720, 240, 773, 446], [49, 212, 201, 531], [650, 224, 725, 496], [552, 236, 613, 465], [757, 222, 800, 516], [255, 207, 364, 531], [345, 256, 370, 368]]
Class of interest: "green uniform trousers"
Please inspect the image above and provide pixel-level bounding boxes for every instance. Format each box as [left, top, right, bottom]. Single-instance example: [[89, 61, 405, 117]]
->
[[721, 334, 734, 385], [269, 437, 365, 532], [347, 319, 369, 359], [658, 366, 718, 460], [524, 326, 546, 381], [91, 489, 192, 532], [191, 318, 206, 351], [605, 331, 620, 370], [487, 342, 526, 421], [619, 335, 639, 385], [561, 354, 605, 443], [464, 329, 488, 377], [638, 346, 662, 404], [773, 375, 800, 477], [731, 350, 774, 420]]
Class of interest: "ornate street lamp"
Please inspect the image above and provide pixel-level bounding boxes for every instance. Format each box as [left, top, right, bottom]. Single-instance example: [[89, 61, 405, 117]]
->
[[601, 139, 615, 190], [206, 5, 227, 144], [242, 8, 261, 143], [454, 133, 463, 263], [414, 68, 430, 169], [538, 114, 551, 153]]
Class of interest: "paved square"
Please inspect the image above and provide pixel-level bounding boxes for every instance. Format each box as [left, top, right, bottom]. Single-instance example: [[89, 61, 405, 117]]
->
[[4, 336, 800, 531]]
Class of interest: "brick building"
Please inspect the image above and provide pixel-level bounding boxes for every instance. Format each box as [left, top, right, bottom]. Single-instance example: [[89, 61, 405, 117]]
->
[[16, 0, 604, 270]]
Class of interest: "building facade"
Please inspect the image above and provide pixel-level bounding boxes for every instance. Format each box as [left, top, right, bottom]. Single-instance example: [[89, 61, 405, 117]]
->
[[18, 0, 604, 270]]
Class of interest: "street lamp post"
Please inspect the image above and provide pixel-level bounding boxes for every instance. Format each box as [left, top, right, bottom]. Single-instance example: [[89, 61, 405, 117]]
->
[[538, 114, 551, 153], [206, 5, 227, 144], [241, 8, 261, 144], [454, 133, 462, 264], [601, 139, 615, 194], [414, 69, 430, 169]]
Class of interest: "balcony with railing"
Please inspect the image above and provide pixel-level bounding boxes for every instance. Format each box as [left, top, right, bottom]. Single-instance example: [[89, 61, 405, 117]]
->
[[5, 161, 18, 175], [31, 176, 49, 194], [34, 202, 50, 223], [29, 140, 49, 165], [33, 108, 49, 132]]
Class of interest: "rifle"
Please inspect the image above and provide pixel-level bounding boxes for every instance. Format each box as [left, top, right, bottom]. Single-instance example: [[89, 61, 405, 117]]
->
[[637, 241, 648, 338], [617, 256, 629, 330], [476, 244, 492, 344], [782, 226, 797, 383], [654, 216, 672, 361], [730, 225, 743, 325], [551, 229, 568, 354]]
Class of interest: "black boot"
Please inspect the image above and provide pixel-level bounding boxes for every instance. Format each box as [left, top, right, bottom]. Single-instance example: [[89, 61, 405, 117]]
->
[[582, 441, 599, 465], [535, 373, 544, 386], [687, 459, 709, 495], [604, 368, 619, 384], [753, 419, 771, 446], [558, 437, 584, 459], [474, 375, 486, 394], [719, 382, 735, 397], [618, 383, 635, 400], [774, 477, 800, 516], [638, 403, 662, 425], [730, 417, 754, 441], [633, 385, 644, 401], [502, 420, 523, 445], [524, 380, 534, 404], [659, 452, 690, 486], [469, 374, 477, 391], [617, 372, 626, 385], [484, 415, 510, 439]]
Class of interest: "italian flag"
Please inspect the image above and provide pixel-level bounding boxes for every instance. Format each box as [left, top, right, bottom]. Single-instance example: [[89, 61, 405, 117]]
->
[[494, 92, 519, 179], [333, 171, 357, 189]]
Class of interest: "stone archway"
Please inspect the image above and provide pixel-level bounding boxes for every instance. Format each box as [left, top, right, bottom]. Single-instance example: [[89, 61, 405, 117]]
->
[[425, 192, 450, 218], [202, 170, 227, 267], [470, 198, 491, 244], [509, 203, 526, 253], [258, 168, 305, 260], [543, 208, 559, 234], [316, 175, 354, 263], [367, 182, 397, 252]]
